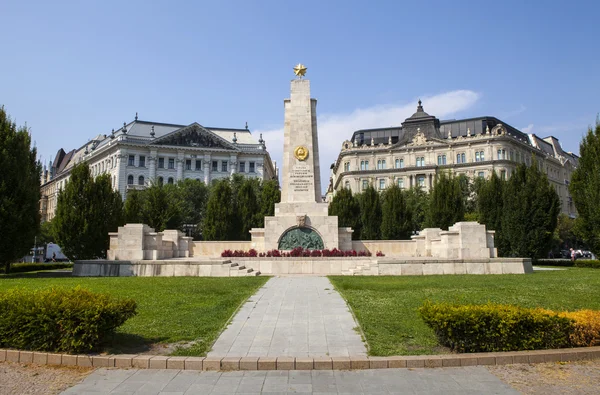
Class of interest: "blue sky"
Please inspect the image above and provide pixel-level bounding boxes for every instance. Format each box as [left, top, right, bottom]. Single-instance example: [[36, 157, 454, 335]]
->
[[2, 0, 598, 188]]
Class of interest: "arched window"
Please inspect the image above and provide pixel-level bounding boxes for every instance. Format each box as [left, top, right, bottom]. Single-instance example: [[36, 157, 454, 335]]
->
[[167, 177, 174, 185], [127, 175, 134, 185], [138, 175, 144, 186], [344, 181, 350, 189], [158, 177, 164, 186]]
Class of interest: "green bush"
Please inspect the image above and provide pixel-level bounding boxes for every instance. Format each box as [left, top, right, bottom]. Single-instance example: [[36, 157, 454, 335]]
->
[[0, 262, 73, 274], [534, 259, 574, 267], [419, 301, 573, 353], [574, 260, 600, 269], [0, 287, 137, 353]]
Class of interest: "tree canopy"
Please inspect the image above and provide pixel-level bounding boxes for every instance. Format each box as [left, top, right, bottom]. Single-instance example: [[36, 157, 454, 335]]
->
[[380, 184, 412, 240], [426, 172, 464, 229], [0, 106, 41, 272], [329, 187, 361, 239]]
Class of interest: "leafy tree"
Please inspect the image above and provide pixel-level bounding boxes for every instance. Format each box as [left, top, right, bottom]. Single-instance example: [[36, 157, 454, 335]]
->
[[426, 172, 464, 229], [570, 119, 600, 254], [358, 185, 382, 240], [123, 189, 144, 223], [380, 185, 412, 240], [404, 186, 429, 234], [236, 180, 260, 240], [553, 213, 582, 252], [329, 187, 361, 239], [501, 161, 560, 259], [53, 163, 123, 260], [259, 179, 281, 222], [203, 179, 236, 240], [477, 171, 504, 233], [176, 179, 210, 238], [138, 183, 180, 232], [0, 107, 41, 273], [38, 220, 55, 245]]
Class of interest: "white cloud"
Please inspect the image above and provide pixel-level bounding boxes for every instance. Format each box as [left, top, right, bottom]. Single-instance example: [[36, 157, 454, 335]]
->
[[255, 90, 480, 194], [521, 124, 534, 134]]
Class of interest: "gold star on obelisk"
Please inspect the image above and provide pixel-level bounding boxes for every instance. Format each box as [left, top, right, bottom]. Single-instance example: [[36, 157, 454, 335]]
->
[[293, 63, 307, 78]]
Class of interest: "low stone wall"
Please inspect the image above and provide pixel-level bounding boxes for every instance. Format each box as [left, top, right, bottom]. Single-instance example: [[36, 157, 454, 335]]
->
[[73, 260, 234, 277], [352, 240, 416, 256], [377, 258, 533, 275], [192, 241, 253, 257], [229, 257, 378, 275]]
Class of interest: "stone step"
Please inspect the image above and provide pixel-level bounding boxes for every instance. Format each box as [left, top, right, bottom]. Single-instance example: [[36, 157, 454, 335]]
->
[[238, 265, 246, 270], [230, 263, 239, 267]]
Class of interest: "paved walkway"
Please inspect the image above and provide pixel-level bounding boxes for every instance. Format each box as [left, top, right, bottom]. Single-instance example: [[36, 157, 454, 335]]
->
[[208, 277, 366, 358], [62, 367, 519, 394]]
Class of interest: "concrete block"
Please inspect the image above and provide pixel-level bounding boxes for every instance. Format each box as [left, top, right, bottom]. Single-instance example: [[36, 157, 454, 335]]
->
[[92, 356, 114, 368], [350, 356, 369, 370], [495, 354, 514, 365], [0, 350, 5, 362], [544, 352, 562, 363], [422, 263, 444, 276], [132, 355, 152, 368], [441, 356, 462, 367], [314, 357, 332, 370], [77, 355, 92, 367], [239, 357, 258, 370], [387, 356, 407, 368], [401, 264, 423, 276], [405, 357, 425, 368], [512, 354, 530, 364], [114, 354, 136, 368], [167, 356, 187, 370], [369, 357, 388, 369], [61, 355, 78, 366], [149, 356, 169, 369], [6, 350, 19, 363], [32, 352, 48, 365], [184, 357, 204, 370], [47, 353, 62, 365], [276, 357, 295, 370], [424, 357, 443, 368], [203, 357, 222, 371], [257, 357, 277, 370], [477, 356, 496, 365], [528, 352, 546, 364], [221, 357, 241, 371], [331, 357, 351, 370], [459, 356, 478, 366], [19, 351, 33, 364], [295, 358, 313, 370]]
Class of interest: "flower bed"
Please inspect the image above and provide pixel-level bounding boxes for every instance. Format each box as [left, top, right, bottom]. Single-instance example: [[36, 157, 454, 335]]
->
[[221, 247, 384, 258]]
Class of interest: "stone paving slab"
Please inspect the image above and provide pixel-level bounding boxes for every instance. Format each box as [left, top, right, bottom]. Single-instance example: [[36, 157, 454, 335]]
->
[[208, 276, 367, 358], [61, 367, 520, 394]]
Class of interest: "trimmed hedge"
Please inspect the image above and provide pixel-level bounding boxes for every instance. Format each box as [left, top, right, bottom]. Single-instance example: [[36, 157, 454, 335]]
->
[[0, 262, 73, 274], [0, 287, 137, 353], [534, 259, 600, 269], [558, 310, 600, 347], [574, 260, 600, 269], [419, 302, 573, 353]]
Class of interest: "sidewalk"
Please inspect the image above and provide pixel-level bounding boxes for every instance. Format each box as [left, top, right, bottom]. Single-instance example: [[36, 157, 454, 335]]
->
[[61, 366, 519, 394]]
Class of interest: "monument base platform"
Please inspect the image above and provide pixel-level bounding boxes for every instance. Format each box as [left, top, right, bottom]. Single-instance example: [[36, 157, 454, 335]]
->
[[73, 257, 532, 277]]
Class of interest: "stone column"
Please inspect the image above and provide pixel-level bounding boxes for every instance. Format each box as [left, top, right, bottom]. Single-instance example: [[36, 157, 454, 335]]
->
[[230, 154, 238, 177], [176, 151, 184, 181], [256, 161, 264, 179], [148, 149, 157, 182], [203, 153, 211, 185], [116, 149, 128, 200]]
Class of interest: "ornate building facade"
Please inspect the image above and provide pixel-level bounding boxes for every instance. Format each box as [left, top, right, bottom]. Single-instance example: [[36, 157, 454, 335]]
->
[[327, 101, 578, 217], [40, 117, 277, 222]]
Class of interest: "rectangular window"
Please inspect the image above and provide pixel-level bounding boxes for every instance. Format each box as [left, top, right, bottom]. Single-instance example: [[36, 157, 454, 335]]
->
[[168, 158, 175, 169], [239, 162, 245, 172], [139, 156, 145, 167], [456, 154, 461, 164], [221, 161, 228, 172], [416, 158, 421, 167], [249, 162, 255, 173], [478, 171, 485, 178], [398, 178, 404, 189], [195, 160, 202, 170], [500, 170, 506, 180], [379, 179, 385, 190], [128, 155, 135, 166], [480, 151, 485, 161], [395, 159, 399, 168], [400, 159, 404, 168], [365, 160, 369, 170], [461, 153, 466, 163], [185, 159, 191, 170], [442, 155, 446, 165], [377, 160, 382, 170], [212, 160, 218, 172], [437, 155, 446, 165], [510, 150, 514, 161], [362, 180, 368, 190], [158, 157, 165, 169], [417, 176, 425, 187], [475, 152, 480, 162]]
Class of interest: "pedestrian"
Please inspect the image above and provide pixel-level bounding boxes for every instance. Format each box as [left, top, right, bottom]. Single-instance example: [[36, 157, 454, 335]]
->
[[52, 252, 56, 262], [570, 248, 576, 263]]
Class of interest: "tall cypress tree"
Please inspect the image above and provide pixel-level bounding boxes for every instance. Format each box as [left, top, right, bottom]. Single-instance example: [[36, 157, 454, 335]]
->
[[203, 179, 236, 241], [358, 185, 382, 240], [476, 170, 506, 252], [259, 179, 281, 222], [501, 161, 560, 259], [0, 107, 41, 273], [426, 172, 464, 229], [124, 189, 144, 223], [53, 163, 123, 260], [237, 180, 260, 240], [570, 120, 600, 254], [329, 187, 361, 239], [380, 185, 412, 240], [404, 186, 429, 234]]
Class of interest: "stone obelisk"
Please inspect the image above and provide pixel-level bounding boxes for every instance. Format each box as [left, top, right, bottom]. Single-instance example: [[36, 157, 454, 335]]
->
[[250, 64, 353, 251]]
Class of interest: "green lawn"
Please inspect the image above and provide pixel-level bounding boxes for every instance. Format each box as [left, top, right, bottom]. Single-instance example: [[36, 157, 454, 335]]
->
[[0, 276, 269, 356], [329, 268, 600, 356]]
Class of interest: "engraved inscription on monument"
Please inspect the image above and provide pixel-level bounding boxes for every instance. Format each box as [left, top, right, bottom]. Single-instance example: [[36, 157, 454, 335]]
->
[[289, 163, 312, 193]]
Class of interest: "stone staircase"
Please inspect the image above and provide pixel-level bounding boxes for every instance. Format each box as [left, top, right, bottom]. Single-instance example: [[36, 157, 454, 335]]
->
[[224, 261, 261, 277], [341, 260, 379, 276]]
